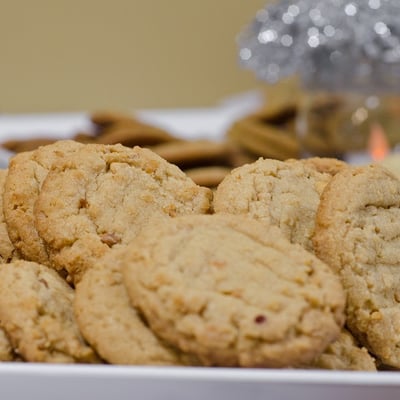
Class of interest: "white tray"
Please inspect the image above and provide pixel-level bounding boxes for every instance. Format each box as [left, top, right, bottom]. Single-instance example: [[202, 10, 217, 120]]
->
[[0, 107, 399, 400], [0, 364, 399, 400]]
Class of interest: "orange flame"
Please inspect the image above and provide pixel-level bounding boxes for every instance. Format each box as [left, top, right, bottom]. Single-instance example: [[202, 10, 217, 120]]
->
[[368, 123, 390, 161]]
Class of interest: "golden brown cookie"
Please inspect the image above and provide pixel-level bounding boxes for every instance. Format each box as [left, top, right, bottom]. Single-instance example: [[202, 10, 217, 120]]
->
[[226, 142, 258, 168], [0, 169, 19, 263], [226, 106, 300, 161], [72, 132, 97, 144], [1, 138, 58, 153], [122, 214, 345, 367], [227, 123, 299, 161], [95, 124, 176, 147], [185, 166, 231, 188], [35, 144, 213, 283], [74, 250, 188, 365], [311, 329, 376, 371], [150, 140, 231, 168], [314, 164, 400, 368], [289, 157, 348, 176], [0, 260, 99, 363], [214, 158, 331, 252], [3, 140, 84, 264], [0, 170, 20, 361], [0, 328, 15, 362], [251, 102, 298, 128], [90, 110, 136, 129]]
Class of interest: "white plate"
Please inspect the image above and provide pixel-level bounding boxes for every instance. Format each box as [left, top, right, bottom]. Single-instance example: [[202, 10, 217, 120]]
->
[[0, 106, 399, 400], [0, 364, 399, 400]]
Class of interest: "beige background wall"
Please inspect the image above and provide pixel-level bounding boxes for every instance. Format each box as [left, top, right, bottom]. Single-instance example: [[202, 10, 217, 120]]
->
[[0, 0, 267, 113]]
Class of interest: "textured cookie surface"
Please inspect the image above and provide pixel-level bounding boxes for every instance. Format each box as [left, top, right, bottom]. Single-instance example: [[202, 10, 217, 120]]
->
[[214, 158, 331, 252], [3, 140, 84, 264], [292, 157, 348, 176], [122, 214, 345, 367], [311, 329, 376, 371], [0, 260, 99, 363], [0, 169, 18, 263], [0, 328, 14, 362], [35, 144, 212, 283], [314, 164, 400, 367], [74, 250, 185, 365]]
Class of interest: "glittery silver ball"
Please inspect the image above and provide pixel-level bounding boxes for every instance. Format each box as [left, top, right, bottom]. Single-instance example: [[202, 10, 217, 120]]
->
[[238, 0, 400, 93]]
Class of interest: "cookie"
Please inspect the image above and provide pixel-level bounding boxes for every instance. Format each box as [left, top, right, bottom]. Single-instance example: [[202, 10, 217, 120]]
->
[[311, 329, 376, 371], [226, 106, 301, 161], [74, 250, 187, 365], [0, 260, 99, 363], [289, 157, 348, 176], [227, 123, 299, 161], [1, 138, 58, 153], [0, 328, 14, 362], [3, 140, 84, 264], [0, 169, 19, 262], [214, 158, 332, 252], [122, 214, 345, 367], [250, 102, 297, 128], [72, 132, 97, 144], [90, 110, 136, 129], [95, 124, 176, 147], [185, 166, 231, 188], [34, 144, 213, 283], [150, 140, 231, 169], [313, 164, 400, 367], [226, 142, 258, 168]]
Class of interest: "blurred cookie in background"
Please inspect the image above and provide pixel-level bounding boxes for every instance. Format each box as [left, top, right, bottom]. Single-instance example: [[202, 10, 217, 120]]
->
[[226, 103, 300, 162]]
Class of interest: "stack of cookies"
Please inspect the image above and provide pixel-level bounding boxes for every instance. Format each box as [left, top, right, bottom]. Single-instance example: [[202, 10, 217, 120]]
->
[[0, 137, 395, 371], [226, 103, 301, 162], [0, 141, 213, 363], [225, 96, 354, 163], [2, 102, 374, 190], [214, 157, 400, 371], [1, 111, 237, 189]]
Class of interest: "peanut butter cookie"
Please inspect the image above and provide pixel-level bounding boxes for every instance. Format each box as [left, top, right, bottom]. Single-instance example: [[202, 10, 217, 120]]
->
[[0, 169, 19, 263], [1, 138, 57, 154], [95, 124, 175, 147], [311, 329, 376, 371], [288, 157, 348, 176], [185, 166, 231, 188], [90, 110, 136, 129], [214, 158, 332, 252], [122, 214, 345, 367], [150, 140, 231, 169], [35, 144, 212, 283], [75, 250, 189, 365], [226, 106, 300, 161], [0, 260, 99, 363], [3, 140, 84, 264], [0, 328, 14, 362], [314, 164, 400, 368]]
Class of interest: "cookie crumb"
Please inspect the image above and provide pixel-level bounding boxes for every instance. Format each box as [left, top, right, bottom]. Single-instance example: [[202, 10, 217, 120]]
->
[[100, 233, 121, 247]]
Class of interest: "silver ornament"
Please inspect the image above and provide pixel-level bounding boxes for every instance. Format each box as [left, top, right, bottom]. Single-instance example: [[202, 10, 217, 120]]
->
[[238, 0, 400, 93]]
